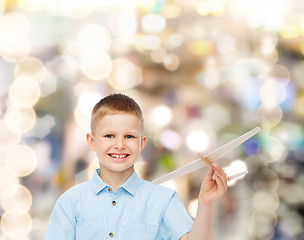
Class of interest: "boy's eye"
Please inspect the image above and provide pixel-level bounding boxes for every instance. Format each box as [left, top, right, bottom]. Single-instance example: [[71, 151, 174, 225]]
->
[[125, 135, 135, 139], [105, 134, 114, 138]]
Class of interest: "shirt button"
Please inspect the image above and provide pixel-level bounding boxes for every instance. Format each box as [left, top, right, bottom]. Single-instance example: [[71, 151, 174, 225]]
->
[[109, 232, 114, 237], [108, 187, 112, 192], [112, 201, 116, 206]]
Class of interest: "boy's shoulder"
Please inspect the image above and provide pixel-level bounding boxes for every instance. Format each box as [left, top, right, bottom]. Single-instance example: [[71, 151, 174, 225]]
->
[[59, 180, 91, 200]]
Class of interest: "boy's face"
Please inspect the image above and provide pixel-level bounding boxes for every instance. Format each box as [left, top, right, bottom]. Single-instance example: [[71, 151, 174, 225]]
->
[[87, 113, 146, 176]]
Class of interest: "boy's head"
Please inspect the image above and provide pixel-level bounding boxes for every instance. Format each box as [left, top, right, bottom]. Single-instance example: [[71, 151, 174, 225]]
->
[[91, 93, 144, 135]]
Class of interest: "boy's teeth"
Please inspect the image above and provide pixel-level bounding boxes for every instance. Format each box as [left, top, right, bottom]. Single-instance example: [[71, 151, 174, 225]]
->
[[111, 154, 127, 158]]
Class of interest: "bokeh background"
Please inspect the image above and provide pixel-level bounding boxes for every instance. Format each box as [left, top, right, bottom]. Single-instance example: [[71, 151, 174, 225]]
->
[[0, 0, 304, 239]]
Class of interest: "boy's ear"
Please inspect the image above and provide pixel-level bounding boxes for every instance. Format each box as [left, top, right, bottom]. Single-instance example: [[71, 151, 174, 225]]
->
[[86, 133, 95, 151], [140, 136, 147, 151]]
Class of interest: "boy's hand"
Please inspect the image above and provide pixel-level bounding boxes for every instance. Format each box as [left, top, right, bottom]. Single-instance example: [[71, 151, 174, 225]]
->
[[198, 164, 228, 206]]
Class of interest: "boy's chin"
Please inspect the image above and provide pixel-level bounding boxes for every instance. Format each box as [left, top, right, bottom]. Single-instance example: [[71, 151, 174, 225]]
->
[[99, 163, 135, 173]]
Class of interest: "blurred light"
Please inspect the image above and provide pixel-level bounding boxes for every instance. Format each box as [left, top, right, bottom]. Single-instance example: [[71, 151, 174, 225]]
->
[[141, 14, 166, 33], [8, 76, 41, 107], [165, 33, 184, 49], [260, 80, 286, 108], [39, 70, 57, 97], [136, 0, 156, 9], [280, 81, 296, 112], [60, 0, 91, 19], [223, 160, 248, 186], [0, 13, 31, 62], [245, 0, 286, 30], [0, 167, 19, 197], [196, 71, 218, 89], [150, 47, 167, 63], [0, 120, 21, 152], [5, 145, 37, 177], [216, 34, 236, 54], [134, 160, 146, 178], [151, 105, 172, 127], [4, 106, 36, 134], [261, 136, 286, 163], [28, 115, 55, 139], [163, 54, 180, 71], [47, 55, 78, 81], [18, 0, 44, 11], [159, 179, 177, 190], [74, 92, 103, 131], [162, 4, 182, 19], [80, 51, 112, 80], [294, 93, 304, 117], [74, 106, 90, 131], [1, 209, 32, 238], [274, 122, 304, 151], [279, 211, 304, 238], [0, 0, 5, 15], [248, 210, 277, 239], [160, 129, 182, 150], [204, 104, 231, 130], [281, 24, 302, 39], [0, 233, 29, 240], [78, 91, 103, 118], [257, 104, 283, 127], [189, 41, 214, 56], [0, 184, 32, 212], [199, 57, 220, 89], [253, 169, 280, 192], [107, 58, 142, 90], [293, 62, 304, 88], [77, 24, 112, 53], [186, 130, 209, 152], [106, 10, 137, 44], [243, 138, 259, 156], [259, 33, 278, 56], [252, 190, 280, 212], [196, 0, 225, 16], [187, 198, 198, 218], [87, 158, 99, 179], [268, 64, 290, 86], [43, 0, 91, 16], [14, 57, 46, 84], [74, 0, 135, 7], [142, 35, 161, 50]]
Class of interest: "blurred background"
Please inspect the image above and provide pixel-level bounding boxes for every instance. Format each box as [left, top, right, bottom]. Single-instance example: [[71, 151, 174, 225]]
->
[[0, 0, 304, 239]]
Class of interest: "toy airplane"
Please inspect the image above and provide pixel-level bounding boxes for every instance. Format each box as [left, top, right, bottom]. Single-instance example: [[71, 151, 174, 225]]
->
[[152, 127, 261, 184]]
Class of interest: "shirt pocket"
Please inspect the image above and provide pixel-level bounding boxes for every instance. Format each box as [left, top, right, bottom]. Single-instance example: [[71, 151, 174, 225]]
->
[[124, 222, 158, 240], [76, 211, 105, 239]]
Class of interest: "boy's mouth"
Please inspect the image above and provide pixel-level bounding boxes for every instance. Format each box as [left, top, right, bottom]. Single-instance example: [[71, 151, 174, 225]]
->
[[108, 154, 129, 159]]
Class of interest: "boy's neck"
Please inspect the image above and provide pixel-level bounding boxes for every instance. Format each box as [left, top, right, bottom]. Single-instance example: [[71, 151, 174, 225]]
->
[[99, 167, 134, 191]]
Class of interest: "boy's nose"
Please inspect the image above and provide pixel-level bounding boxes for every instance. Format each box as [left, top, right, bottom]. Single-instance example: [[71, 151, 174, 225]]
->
[[114, 138, 126, 149]]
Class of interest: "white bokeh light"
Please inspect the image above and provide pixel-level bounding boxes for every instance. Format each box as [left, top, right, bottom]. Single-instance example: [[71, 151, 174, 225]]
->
[[151, 105, 173, 127], [186, 130, 209, 152]]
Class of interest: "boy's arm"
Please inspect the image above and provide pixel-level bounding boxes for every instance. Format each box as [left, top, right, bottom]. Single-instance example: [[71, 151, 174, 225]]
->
[[45, 194, 77, 239], [181, 165, 227, 240]]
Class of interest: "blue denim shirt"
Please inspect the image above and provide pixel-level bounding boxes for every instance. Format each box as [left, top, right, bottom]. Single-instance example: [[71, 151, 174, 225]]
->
[[45, 169, 193, 240]]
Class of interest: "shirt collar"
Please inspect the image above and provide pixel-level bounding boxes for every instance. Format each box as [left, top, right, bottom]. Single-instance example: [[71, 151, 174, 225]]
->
[[90, 169, 140, 196]]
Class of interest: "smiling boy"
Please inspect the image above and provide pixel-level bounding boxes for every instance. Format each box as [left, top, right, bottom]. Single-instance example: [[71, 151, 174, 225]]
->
[[45, 93, 227, 239]]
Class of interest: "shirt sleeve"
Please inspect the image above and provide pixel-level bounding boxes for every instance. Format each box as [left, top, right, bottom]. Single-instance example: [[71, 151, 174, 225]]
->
[[161, 191, 194, 239], [44, 193, 77, 240]]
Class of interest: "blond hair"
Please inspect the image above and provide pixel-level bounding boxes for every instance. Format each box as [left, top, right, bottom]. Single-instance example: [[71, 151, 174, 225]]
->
[[91, 93, 144, 134]]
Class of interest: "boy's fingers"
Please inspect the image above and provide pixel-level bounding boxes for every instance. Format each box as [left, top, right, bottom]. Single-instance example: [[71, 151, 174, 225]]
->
[[213, 164, 226, 177], [214, 174, 227, 193], [206, 167, 215, 180]]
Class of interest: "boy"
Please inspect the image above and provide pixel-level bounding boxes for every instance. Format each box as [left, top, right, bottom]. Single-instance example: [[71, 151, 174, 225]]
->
[[45, 93, 228, 239]]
